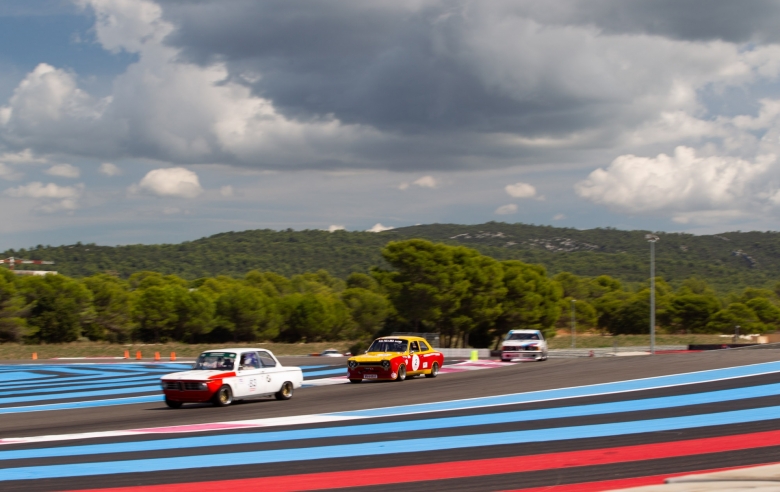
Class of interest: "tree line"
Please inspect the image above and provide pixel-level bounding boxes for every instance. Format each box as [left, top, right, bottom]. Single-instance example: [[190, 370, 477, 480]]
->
[[8, 222, 780, 294], [0, 239, 777, 348]]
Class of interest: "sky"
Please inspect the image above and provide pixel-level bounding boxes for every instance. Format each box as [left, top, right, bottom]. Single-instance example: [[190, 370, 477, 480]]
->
[[2, 0, 780, 249]]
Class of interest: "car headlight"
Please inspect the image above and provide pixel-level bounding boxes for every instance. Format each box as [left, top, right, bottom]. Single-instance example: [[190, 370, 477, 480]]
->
[[348, 360, 357, 369], [381, 360, 391, 370]]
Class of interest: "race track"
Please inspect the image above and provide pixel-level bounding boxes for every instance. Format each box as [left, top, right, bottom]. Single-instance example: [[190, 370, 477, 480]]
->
[[2, 350, 780, 491]]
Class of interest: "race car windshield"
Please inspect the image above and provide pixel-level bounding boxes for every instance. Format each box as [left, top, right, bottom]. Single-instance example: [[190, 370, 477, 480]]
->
[[367, 339, 408, 353], [194, 352, 236, 370], [507, 333, 540, 340]]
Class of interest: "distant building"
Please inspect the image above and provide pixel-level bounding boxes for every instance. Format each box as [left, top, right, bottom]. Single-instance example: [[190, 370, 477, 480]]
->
[[12, 270, 58, 276]]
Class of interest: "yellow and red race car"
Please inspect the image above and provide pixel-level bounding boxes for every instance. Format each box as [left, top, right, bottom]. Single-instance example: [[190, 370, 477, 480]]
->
[[347, 336, 444, 383]]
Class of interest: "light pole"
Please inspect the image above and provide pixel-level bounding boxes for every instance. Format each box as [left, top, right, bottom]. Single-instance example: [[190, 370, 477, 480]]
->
[[571, 299, 576, 348], [645, 234, 660, 355]]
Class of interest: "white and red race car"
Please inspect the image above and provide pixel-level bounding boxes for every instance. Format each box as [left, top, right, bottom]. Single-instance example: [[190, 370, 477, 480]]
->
[[160, 348, 303, 408], [501, 329, 548, 362]]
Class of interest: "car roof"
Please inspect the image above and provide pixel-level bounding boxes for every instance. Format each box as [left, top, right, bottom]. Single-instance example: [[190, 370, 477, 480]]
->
[[376, 336, 425, 342], [199, 348, 271, 353], [508, 330, 541, 334]]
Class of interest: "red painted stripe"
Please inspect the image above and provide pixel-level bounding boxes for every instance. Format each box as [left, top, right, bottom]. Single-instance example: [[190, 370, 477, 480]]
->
[[501, 464, 771, 491], [71, 430, 780, 492]]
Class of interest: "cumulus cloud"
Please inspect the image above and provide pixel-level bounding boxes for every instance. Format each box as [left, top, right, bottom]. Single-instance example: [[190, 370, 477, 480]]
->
[[45, 164, 80, 178], [0, 163, 22, 181], [367, 223, 393, 232], [2, 0, 779, 177], [219, 185, 233, 197], [328, 224, 345, 232], [495, 204, 518, 215], [5, 182, 84, 212], [135, 167, 203, 198], [0, 149, 47, 164], [399, 175, 439, 190], [575, 146, 775, 217], [99, 162, 121, 176], [505, 182, 537, 198], [553, 213, 566, 221]]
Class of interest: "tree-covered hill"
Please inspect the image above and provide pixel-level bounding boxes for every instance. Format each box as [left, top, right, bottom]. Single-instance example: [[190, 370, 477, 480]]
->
[[4, 222, 780, 292]]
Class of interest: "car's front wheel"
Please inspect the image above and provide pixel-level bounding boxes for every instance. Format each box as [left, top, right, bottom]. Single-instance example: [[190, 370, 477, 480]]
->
[[275, 381, 294, 400], [396, 364, 407, 381], [212, 385, 233, 407], [425, 362, 439, 378], [165, 398, 183, 408]]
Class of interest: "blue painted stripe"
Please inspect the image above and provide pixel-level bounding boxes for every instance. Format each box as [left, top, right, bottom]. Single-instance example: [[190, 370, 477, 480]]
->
[[2, 381, 778, 462], [4, 404, 780, 481], [333, 360, 780, 417], [0, 365, 342, 410], [0, 377, 161, 397], [0, 395, 164, 415], [0, 371, 53, 382], [300, 367, 346, 377], [0, 385, 162, 405]]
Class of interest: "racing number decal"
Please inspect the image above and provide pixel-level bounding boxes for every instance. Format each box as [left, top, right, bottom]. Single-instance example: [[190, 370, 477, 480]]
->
[[249, 378, 256, 392], [411, 354, 420, 371]]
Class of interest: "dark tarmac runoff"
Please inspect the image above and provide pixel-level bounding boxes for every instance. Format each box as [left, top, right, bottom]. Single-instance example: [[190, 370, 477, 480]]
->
[[2, 349, 779, 439]]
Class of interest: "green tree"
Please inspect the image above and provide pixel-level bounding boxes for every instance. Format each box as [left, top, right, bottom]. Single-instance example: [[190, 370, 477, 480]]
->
[[82, 274, 134, 342], [132, 285, 178, 343], [20, 275, 92, 343], [341, 287, 392, 339], [493, 261, 562, 343], [279, 292, 353, 342], [665, 293, 721, 334], [0, 270, 27, 342], [707, 302, 767, 333], [213, 285, 274, 342], [374, 240, 471, 338]]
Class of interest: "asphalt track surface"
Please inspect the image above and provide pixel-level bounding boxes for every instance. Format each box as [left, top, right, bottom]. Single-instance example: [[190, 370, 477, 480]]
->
[[2, 350, 780, 491]]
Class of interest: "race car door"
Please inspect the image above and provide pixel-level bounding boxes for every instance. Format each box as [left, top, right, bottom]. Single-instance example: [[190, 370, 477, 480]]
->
[[257, 350, 283, 393], [417, 340, 437, 372], [408, 340, 424, 375], [235, 351, 264, 397]]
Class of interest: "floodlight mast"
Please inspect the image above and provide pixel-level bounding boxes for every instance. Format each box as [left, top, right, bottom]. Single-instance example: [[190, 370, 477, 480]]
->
[[645, 234, 660, 355]]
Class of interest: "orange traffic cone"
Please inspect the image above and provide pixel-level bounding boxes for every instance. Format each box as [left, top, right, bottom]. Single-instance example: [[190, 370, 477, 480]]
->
[[154, 352, 160, 361], [32, 352, 37, 360], [136, 351, 142, 360], [170, 352, 176, 361], [124, 350, 129, 359]]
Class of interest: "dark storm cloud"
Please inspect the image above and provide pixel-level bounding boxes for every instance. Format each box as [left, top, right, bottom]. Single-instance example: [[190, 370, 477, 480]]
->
[[157, 0, 626, 137], [517, 0, 780, 44]]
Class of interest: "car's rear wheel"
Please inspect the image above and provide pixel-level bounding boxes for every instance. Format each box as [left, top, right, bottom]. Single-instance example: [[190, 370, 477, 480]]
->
[[165, 398, 183, 408], [396, 364, 407, 381], [275, 381, 294, 400], [349, 379, 362, 384], [212, 385, 233, 407], [425, 362, 439, 378]]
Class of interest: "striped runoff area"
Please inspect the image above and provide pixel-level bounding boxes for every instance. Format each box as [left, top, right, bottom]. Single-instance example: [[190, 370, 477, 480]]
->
[[2, 361, 780, 490], [0, 360, 508, 414]]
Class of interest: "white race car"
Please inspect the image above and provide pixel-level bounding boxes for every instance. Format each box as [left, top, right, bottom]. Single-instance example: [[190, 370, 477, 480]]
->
[[161, 348, 303, 408], [501, 329, 548, 361]]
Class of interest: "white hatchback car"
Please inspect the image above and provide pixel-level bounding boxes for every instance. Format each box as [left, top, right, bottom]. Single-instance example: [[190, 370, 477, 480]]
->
[[501, 329, 548, 362]]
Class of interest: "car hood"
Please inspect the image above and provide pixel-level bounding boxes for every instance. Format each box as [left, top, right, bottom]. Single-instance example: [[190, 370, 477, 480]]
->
[[350, 352, 402, 362], [503, 341, 542, 347], [161, 370, 236, 381]]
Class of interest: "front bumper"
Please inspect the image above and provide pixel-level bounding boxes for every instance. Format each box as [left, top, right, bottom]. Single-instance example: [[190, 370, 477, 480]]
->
[[348, 366, 397, 381], [501, 350, 543, 361], [161, 380, 221, 402]]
